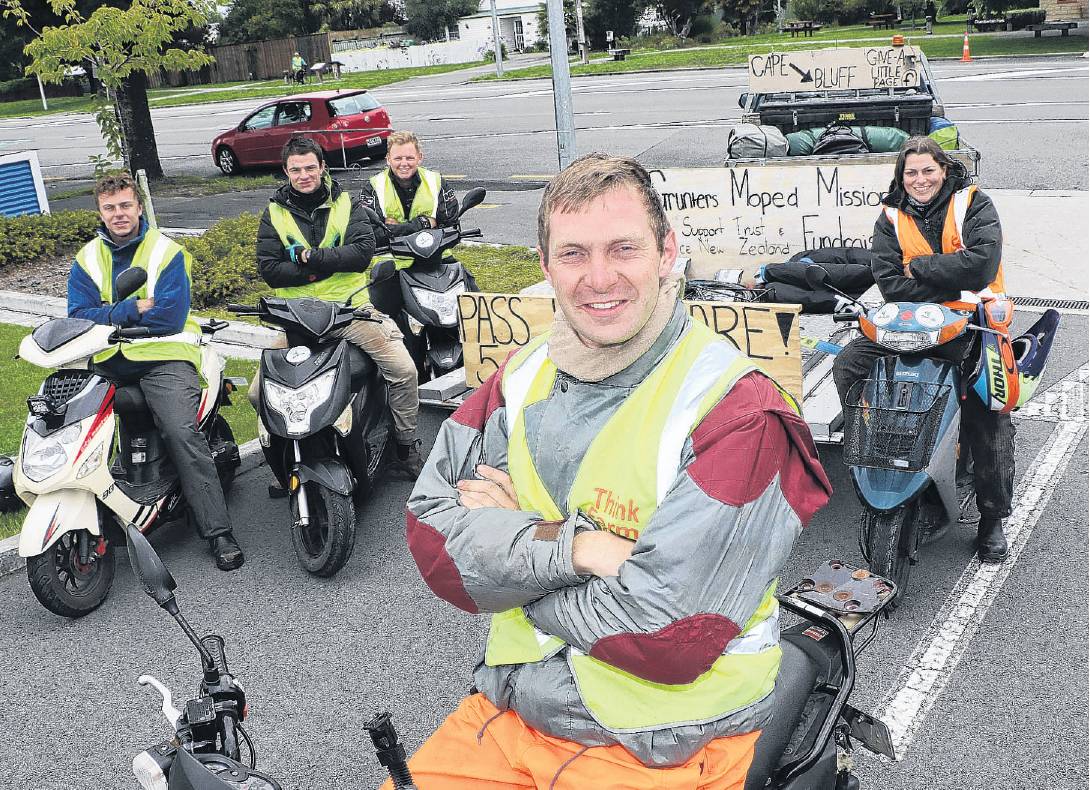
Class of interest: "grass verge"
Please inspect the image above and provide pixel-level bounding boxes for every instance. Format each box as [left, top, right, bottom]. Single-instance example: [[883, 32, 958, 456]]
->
[[475, 22, 1087, 81], [0, 322, 257, 541]]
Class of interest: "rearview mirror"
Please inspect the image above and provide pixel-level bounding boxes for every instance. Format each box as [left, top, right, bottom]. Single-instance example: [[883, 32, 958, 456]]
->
[[804, 264, 832, 290], [458, 187, 486, 217], [737, 92, 749, 109], [125, 524, 178, 611], [115, 268, 147, 303]]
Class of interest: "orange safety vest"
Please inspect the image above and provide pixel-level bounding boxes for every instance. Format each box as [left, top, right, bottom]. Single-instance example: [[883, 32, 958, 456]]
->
[[884, 185, 1006, 312]]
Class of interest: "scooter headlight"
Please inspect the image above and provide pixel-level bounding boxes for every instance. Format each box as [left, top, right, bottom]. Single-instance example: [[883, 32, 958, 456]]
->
[[914, 304, 946, 329], [411, 283, 466, 327], [22, 424, 79, 482], [263, 369, 337, 437], [875, 329, 936, 353], [76, 442, 105, 479], [872, 303, 900, 327]]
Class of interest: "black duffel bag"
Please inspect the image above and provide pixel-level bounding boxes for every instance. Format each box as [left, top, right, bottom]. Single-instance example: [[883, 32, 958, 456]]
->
[[810, 124, 870, 156]]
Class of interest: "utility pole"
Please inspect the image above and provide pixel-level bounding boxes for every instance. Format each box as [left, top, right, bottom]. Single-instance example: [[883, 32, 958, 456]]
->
[[545, 0, 576, 169], [488, 0, 504, 78], [574, 0, 589, 65]]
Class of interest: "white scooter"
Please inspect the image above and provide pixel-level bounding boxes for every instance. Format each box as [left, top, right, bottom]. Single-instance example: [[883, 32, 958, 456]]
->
[[13, 268, 244, 618]]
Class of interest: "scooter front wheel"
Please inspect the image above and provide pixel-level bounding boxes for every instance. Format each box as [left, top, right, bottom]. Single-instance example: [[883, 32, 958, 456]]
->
[[27, 529, 116, 618], [289, 483, 357, 577], [862, 504, 919, 608]]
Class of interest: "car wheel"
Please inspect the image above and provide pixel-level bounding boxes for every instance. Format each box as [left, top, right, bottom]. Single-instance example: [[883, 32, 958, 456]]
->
[[216, 146, 241, 176]]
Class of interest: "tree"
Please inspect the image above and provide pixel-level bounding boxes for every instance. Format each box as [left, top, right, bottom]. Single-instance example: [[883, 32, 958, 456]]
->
[[217, 0, 310, 44], [582, 0, 649, 47], [311, 0, 401, 32], [3, 0, 214, 178], [719, 0, 763, 34], [403, 0, 475, 42], [655, 0, 711, 37]]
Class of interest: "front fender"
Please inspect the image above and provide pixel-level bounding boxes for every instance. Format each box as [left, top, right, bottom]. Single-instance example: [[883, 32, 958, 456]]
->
[[297, 459, 353, 496], [18, 489, 100, 557]]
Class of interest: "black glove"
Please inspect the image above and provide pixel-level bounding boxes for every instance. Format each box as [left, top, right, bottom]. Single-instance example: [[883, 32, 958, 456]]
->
[[415, 216, 433, 231]]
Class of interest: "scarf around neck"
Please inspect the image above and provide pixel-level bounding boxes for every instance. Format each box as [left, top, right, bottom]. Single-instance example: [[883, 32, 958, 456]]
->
[[548, 274, 684, 383]]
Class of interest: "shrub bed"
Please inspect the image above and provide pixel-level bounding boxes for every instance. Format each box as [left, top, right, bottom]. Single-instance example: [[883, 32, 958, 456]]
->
[[1004, 8, 1046, 29], [0, 210, 100, 269]]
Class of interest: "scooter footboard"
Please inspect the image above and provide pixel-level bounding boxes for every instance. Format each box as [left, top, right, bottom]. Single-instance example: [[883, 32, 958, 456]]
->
[[18, 489, 99, 557]]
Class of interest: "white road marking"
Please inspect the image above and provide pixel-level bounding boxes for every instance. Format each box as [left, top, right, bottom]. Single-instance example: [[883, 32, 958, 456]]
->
[[876, 364, 1089, 759], [943, 66, 1088, 82]]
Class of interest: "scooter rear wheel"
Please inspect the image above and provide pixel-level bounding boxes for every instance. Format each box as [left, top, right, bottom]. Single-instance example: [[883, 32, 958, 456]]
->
[[289, 483, 356, 577], [27, 528, 116, 618], [862, 504, 919, 608]]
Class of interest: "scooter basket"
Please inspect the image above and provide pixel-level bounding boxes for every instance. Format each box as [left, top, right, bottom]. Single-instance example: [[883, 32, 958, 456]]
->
[[842, 379, 950, 472]]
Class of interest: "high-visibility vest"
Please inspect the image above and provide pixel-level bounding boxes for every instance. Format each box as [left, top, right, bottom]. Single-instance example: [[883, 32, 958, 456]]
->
[[369, 167, 442, 271], [884, 185, 1006, 312], [486, 320, 791, 731], [75, 230, 202, 368], [267, 191, 369, 303]]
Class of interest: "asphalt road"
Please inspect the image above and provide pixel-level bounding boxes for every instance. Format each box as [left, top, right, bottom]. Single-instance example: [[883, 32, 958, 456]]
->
[[0, 55, 1087, 790]]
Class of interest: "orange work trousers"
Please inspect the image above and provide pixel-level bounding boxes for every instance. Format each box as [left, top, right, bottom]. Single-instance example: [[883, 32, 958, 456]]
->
[[378, 693, 760, 790]]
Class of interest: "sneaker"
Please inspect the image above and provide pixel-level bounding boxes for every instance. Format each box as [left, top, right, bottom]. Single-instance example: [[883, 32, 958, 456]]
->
[[390, 439, 424, 480], [210, 532, 245, 571]]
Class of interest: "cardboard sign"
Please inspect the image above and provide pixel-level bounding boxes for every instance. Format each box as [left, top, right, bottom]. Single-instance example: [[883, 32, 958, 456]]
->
[[649, 164, 893, 279], [748, 46, 922, 93], [458, 293, 803, 403]]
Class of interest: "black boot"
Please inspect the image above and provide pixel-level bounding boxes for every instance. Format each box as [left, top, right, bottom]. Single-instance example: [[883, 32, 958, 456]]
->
[[976, 516, 1008, 563], [210, 532, 245, 571], [390, 439, 424, 480]]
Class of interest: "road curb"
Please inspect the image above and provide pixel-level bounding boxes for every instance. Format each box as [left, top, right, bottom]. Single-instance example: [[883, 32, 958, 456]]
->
[[0, 438, 263, 580]]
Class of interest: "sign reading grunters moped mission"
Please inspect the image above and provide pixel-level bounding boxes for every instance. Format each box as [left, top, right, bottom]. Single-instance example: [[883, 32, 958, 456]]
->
[[651, 164, 894, 279]]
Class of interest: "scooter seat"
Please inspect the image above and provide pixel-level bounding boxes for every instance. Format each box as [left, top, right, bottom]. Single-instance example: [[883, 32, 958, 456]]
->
[[113, 384, 151, 417], [744, 637, 824, 790]]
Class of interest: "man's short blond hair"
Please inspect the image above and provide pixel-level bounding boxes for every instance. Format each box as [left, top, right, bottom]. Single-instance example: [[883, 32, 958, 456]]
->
[[387, 130, 422, 153], [537, 153, 670, 258], [94, 172, 143, 208]]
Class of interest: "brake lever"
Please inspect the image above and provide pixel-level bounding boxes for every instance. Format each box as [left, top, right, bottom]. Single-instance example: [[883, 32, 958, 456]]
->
[[139, 674, 182, 728]]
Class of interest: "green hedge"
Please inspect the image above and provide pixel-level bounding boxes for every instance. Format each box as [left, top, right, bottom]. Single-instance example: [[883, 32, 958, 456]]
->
[[0, 210, 101, 269], [1004, 8, 1046, 28], [178, 213, 262, 308]]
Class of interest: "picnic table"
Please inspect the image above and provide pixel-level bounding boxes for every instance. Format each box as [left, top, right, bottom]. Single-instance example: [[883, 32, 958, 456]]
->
[[1028, 21, 1078, 36], [607, 48, 631, 61], [784, 20, 823, 37], [867, 13, 898, 29]]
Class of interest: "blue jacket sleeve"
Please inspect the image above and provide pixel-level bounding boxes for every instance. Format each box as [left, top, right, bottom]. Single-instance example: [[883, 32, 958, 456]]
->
[[67, 262, 140, 326], [136, 251, 190, 335]]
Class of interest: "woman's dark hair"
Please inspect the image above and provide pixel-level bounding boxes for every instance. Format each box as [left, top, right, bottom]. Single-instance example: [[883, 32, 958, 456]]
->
[[889, 135, 966, 195], [281, 135, 325, 168]]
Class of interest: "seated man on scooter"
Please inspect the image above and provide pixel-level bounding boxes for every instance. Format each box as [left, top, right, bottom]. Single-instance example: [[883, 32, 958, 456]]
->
[[254, 136, 424, 478], [68, 173, 244, 571], [358, 130, 458, 322]]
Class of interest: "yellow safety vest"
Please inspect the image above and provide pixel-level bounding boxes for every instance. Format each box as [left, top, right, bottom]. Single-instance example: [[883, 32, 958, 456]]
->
[[75, 230, 202, 368], [268, 191, 368, 303], [369, 166, 442, 271], [487, 321, 789, 732]]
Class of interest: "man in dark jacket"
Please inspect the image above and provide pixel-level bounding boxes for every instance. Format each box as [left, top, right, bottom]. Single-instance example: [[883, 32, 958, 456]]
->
[[255, 136, 423, 477]]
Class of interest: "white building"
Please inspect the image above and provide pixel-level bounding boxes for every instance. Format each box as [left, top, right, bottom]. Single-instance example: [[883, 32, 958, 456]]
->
[[452, 0, 545, 54]]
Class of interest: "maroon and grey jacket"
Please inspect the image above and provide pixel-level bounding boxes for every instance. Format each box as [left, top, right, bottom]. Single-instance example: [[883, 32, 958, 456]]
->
[[405, 303, 832, 766]]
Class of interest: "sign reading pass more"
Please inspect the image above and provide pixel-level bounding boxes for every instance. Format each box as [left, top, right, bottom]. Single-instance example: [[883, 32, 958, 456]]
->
[[458, 293, 803, 404], [748, 46, 922, 93]]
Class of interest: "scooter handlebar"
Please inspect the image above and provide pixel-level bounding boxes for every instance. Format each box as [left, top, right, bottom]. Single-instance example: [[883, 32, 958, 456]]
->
[[226, 303, 262, 315], [832, 313, 859, 323]]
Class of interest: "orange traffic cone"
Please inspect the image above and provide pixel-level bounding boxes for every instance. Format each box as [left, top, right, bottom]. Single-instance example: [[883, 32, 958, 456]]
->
[[961, 32, 972, 62]]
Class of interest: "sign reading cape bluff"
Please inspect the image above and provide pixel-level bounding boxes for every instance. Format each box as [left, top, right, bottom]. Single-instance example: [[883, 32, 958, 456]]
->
[[457, 293, 803, 404], [748, 46, 922, 93]]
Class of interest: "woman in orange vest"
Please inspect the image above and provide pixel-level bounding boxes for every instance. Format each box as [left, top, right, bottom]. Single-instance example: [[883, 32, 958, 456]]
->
[[832, 136, 1014, 564]]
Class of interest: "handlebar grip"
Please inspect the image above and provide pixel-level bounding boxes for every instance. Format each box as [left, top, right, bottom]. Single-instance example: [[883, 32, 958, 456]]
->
[[461, 228, 483, 238], [117, 327, 152, 338], [832, 314, 858, 323], [200, 634, 230, 676], [226, 303, 259, 314]]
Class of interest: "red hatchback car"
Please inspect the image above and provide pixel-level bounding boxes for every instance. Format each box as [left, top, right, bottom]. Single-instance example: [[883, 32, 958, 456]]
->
[[211, 89, 392, 175]]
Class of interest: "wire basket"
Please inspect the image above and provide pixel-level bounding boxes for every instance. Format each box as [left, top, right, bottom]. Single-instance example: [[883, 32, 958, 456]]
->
[[842, 379, 951, 472], [684, 280, 768, 303]]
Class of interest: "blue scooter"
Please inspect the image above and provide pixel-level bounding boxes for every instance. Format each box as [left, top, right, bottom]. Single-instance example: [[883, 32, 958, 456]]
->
[[807, 266, 980, 604]]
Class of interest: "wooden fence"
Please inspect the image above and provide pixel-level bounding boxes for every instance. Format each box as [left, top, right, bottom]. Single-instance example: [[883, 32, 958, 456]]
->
[[147, 33, 332, 88]]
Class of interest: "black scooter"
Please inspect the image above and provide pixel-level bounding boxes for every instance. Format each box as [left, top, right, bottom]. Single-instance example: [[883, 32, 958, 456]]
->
[[126, 524, 281, 790], [370, 187, 486, 382], [228, 296, 392, 577], [369, 560, 899, 790]]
